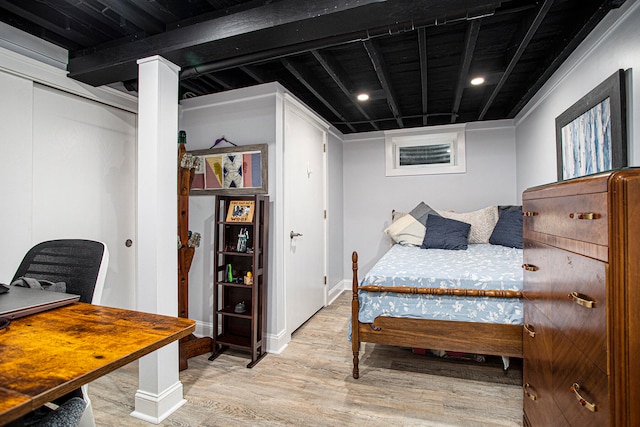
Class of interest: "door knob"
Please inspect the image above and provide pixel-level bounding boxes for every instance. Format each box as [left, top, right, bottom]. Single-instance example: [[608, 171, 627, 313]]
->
[[290, 231, 303, 239]]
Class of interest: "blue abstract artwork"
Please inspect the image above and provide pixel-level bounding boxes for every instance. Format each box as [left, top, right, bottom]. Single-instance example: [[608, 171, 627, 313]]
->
[[560, 98, 611, 180]]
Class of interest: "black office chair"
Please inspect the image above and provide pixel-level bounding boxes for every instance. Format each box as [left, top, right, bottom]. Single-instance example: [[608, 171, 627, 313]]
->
[[12, 239, 109, 305], [12, 239, 109, 427]]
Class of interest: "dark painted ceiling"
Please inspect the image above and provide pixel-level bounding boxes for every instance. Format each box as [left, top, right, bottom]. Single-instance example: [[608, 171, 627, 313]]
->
[[0, 0, 626, 134]]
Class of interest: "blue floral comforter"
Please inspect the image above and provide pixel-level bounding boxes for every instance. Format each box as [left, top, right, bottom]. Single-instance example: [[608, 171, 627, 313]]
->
[[357, 244, 523, 325]]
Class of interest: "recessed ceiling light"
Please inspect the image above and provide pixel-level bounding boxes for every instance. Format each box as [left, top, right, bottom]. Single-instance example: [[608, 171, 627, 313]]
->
[[357, 93, 370, 101], [470, 77, 485, 86]]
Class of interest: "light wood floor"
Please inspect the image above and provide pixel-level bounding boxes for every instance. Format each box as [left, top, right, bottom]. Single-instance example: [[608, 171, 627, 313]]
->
[[91, 293, 523, 426]]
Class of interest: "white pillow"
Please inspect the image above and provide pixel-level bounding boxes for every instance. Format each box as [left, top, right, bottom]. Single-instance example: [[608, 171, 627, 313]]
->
[[391, 210, 407, 222], [384, 214, 425, 246], [435, 205, 499, 244]]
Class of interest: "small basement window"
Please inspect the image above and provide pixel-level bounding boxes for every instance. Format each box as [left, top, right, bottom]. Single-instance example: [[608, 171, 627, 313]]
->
[[385, 124, 466, 176]]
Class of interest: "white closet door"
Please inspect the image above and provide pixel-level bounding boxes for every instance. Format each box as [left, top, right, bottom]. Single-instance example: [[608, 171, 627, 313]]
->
[[284, 102, 327, 334], [0, 71, 33, 279], [32, 84, 136, 309]]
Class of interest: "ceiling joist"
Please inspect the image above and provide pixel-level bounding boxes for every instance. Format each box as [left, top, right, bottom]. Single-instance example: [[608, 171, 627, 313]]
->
[[281, 57, 357, 133], [312, 49, 379, 131], [451, 20, 481, 123], [363, 39, 403, 128], [418, 27, 429, 126], [478, 0, 554, 120]]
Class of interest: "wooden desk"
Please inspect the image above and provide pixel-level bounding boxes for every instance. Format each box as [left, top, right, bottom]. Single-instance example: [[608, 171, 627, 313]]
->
[[0, 302, 195, 425]]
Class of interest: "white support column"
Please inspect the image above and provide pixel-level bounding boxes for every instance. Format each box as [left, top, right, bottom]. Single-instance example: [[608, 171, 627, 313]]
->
[[132, 55, 184, 424]]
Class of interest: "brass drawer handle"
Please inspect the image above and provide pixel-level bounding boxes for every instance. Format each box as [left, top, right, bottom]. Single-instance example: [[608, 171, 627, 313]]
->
[[522, 264, 539, 272], [570, 383, 597, 412], [523, 324, 536, 338], [569, 212, 599, 220], [523, 383, 538, 401], [523, 211, 538, 217], [569, 291, 595, 308]]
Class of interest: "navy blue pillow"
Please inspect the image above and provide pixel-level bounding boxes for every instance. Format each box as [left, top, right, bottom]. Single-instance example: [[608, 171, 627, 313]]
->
[[421, 214, 470, 250], [489, 208, 523, 248]]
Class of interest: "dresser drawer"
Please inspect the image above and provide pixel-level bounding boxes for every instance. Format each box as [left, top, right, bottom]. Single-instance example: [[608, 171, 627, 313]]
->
[[550, 250, 607, 371], [524, 240, 607, 371], [522, 239, 555, 320], [553, 331, 609, 426], [523, 192, 608, 246], [523, 302, 568, 427]]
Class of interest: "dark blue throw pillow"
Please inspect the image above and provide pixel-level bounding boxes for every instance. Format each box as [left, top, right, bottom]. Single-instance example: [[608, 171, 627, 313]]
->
[[421, 214, 471, 250], [489, 208, 523, 248]]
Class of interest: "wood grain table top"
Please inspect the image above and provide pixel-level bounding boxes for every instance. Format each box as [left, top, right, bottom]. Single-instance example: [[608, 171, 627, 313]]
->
[[0, 302, 195, 425]]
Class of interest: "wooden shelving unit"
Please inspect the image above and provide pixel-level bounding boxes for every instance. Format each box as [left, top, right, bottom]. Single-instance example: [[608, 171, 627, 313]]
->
[[209, 194, 269, 368]]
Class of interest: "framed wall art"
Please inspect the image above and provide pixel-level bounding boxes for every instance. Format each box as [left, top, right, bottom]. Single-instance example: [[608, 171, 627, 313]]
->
[[189, 144, 268, 195], [555, 69, 627, 181]]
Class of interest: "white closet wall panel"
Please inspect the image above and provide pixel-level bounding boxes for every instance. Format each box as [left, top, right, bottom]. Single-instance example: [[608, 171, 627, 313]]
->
[[32, 84, 136, 308], [0, 71, 33, 280]]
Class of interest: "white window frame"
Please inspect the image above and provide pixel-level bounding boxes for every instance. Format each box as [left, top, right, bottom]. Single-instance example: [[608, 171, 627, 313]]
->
[[385, 124, 466, 176]]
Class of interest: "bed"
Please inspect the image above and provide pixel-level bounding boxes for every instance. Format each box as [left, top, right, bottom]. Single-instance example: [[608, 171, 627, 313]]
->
[[350, 204, 524, 379]]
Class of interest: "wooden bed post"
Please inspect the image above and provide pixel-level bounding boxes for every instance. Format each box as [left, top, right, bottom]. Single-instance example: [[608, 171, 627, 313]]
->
[[351, 251, 360, 379]]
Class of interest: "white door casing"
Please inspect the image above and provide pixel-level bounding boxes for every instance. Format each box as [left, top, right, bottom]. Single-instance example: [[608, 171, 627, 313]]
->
[[284, 100, 327, 335]]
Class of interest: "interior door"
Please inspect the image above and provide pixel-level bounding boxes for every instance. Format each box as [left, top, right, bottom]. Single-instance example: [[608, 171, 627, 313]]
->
[[284, 103, 326, 334], [32, 84, 136, 309]]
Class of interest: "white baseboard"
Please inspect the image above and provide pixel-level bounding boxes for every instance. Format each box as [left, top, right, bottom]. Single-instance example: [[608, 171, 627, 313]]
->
[[194, 319, 213, 339], [131, 381, 186, 424], [327, 279, 349, 305], [265, 328, 290, 354], [194, 318, 290, 355]]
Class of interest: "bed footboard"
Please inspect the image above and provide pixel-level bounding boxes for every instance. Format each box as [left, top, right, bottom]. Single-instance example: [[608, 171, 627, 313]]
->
[[351, 250, 523, 379]]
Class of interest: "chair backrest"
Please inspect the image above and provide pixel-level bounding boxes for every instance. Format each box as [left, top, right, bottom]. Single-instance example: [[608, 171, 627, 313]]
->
[[12, 239, 109, 304]]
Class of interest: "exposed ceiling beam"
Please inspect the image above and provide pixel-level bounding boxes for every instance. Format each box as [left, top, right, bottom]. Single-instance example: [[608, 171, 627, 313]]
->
[[128, 0, 179, 23], [0, 0, 99, 47], [508, 0, 625, 117], [59, 0, 127, 39], [67, 0, 502, 87], [239, 65, 265, 84], [311, 49, 379, 131], [281, 57, 357, 133], [418, 27, 429, 126], [193, 75, 220, 92], [180, 79, 207, 97], [451, 19, 480, 123], [363, 39, 403, 128], [478, 0, 554, 120], [96, 0, 164, 33], [204, 74, 234, 91]]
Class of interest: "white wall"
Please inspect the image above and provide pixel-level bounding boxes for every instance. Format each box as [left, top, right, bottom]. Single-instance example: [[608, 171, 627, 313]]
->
[[178, 85, 279, 341], [515, 0, 640, 195], [342, 120, 517, 277]]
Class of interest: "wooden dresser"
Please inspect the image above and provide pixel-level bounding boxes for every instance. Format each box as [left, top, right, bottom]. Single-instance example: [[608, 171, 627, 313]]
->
[[522, 169, 640, 427]]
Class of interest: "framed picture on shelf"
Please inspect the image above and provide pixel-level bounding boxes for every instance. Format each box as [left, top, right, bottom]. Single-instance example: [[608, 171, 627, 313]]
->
[[555, 69, 627, 181], [226, 200, 255, 222]]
